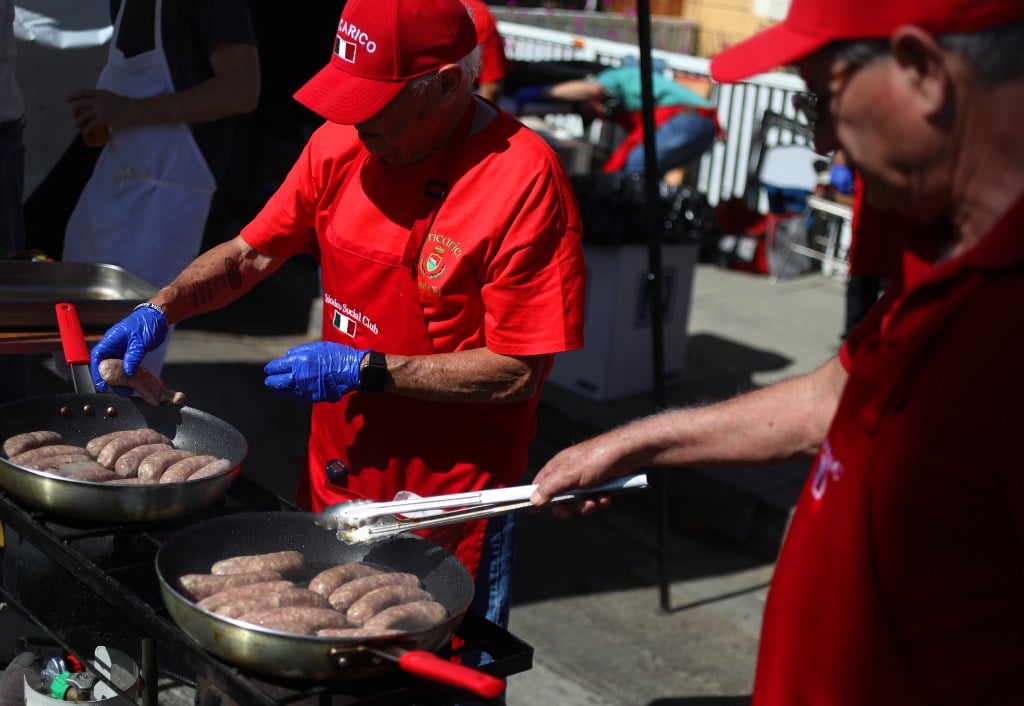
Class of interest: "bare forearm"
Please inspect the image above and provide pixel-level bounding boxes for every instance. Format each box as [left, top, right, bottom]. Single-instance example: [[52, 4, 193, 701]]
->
[[68, 44, 259, 131], [547, 80, 607, 103], [149, 237, 284, 324], [531, 357, 847, 503], [379, 349, 548, 403]]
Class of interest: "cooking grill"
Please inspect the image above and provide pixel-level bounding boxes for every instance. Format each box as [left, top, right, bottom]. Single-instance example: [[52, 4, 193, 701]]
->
[[0, 475, 532, 705]]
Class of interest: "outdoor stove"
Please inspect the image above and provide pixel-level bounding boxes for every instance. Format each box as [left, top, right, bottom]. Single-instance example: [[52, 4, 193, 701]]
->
[[0, 476, 532, 705]]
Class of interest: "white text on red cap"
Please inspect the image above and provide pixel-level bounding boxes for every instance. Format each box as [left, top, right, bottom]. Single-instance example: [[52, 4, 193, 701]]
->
[[335, 19, 377, 63]]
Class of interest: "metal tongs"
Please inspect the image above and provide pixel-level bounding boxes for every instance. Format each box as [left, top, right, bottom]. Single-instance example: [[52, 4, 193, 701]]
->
[[315, 473, 649, 544]]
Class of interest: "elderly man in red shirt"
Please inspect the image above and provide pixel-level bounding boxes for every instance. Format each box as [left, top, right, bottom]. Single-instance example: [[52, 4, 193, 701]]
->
[[530, 0, 1024, 703]]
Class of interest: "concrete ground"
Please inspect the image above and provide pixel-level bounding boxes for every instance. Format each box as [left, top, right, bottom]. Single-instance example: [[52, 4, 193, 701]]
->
[[1, 258, 848, 704]]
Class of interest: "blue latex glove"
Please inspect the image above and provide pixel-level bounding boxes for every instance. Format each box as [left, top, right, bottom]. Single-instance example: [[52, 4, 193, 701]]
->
[[90, 305, 168, 393], [514, 85, 553, 105], [829, 164, 855, 195], [263, 341, 367, 403]]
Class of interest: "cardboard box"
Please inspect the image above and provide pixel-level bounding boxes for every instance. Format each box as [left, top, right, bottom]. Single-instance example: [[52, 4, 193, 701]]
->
[[547, 242, 698, 401]]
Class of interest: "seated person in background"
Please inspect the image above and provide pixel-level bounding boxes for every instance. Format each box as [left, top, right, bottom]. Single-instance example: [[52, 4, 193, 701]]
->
[[516, 63, 719, 177]]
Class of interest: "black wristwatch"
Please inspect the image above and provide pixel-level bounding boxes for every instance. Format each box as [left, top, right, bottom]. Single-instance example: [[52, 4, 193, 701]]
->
[[358, 351, 389, 394]]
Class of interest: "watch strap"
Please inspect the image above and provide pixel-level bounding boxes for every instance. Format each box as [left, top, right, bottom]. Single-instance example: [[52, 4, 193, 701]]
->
[[359, 350, 388, 394]]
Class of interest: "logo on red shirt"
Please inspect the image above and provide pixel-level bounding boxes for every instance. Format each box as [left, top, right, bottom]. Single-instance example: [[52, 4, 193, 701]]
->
[[810, 438, 844, 500]]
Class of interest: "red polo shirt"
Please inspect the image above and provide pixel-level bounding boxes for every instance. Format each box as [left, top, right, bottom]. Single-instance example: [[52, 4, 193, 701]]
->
[[754, 194, 1024, 705]]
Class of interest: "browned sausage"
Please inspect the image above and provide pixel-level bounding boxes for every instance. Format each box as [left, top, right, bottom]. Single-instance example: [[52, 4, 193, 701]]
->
[[113, 442, 173, 477], [327, 572, 420, 612], [3, 431, 62, 458], [23, 452, 93, 470], [362, 600, 449, 632], [346, 585, 433, 627], [137, 449, 195, 481], [97, 429, 174, 469], [315, 627, 404, 639], [211, 550, 306, 578], [212, 588, 330, 619], [186, 458, 233, 481], [196, 580, 297, 611], [177, 571, 286, 601], [308, 562, 384, 597], [64, 466, 121, 482], [98, 358, 186, 406], [159, 455, 218, 483], [9, 445, 89, 466], [87, 430, 133, 456], [238, 607, 350, 635]]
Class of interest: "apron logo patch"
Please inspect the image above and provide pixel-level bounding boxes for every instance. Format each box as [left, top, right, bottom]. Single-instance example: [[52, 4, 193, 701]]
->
[[420, 246, 447, 280], [333, 310, 357, 338]]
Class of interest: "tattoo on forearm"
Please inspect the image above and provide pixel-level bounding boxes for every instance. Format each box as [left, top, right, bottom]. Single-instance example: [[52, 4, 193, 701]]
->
[[188, 257, 244, 309]]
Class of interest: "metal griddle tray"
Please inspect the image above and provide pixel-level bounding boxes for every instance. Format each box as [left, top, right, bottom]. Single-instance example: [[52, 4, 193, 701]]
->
[[0, 261, 158, 329]]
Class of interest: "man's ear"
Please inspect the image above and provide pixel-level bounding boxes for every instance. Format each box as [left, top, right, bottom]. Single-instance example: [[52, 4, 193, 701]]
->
[[889, 26, 951, 120], [437, 64, 466, 101]]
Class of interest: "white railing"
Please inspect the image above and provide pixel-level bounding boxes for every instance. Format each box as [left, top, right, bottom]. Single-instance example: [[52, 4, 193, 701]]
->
[[499, 21, 815, 209]]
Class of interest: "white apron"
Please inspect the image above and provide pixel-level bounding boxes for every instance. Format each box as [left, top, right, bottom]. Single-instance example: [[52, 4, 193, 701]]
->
[[63, 0, 215, 375]]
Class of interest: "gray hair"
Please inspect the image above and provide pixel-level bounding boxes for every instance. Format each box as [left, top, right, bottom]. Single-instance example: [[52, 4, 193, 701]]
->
[[832, 20, 1024, 86], [405, 46, 483, 95]]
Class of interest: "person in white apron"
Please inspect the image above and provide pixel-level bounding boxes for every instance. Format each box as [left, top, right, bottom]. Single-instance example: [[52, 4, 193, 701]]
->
[[62, 0, 258, 376]]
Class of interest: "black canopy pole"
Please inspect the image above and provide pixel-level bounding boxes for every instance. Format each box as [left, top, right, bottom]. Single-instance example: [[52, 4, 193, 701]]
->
[[634, 0, 672, 613]]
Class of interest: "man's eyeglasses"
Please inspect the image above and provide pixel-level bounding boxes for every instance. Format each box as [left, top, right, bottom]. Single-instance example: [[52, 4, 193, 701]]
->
[[791, 61, 865, 127]]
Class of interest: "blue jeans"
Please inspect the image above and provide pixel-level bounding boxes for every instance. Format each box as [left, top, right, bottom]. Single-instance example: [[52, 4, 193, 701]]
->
[[0, 116, 26, 255], [621, 110, 715, 176], [463, 512, 517, 663]]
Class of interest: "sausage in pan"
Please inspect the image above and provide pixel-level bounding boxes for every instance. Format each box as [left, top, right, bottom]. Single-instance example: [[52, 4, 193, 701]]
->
[[211, 588, 330, 619], [196, 580, 297, 611], [22, 452, 93, 470], [63, 466, 121, 483], [98, 358, 186, 406], [238, 606, 350, 635], [327, 571, 420, 612], [104, 477, 153, 484], [137, 449, 195, 481], [346, 585, 433, 627], [87, 430, 132, 456], [114, 442, 173, 477], [9, 445, 89, 466], [159, 455, 219, 483], [178, 571, 286, 601], [362, 600, 449, 632], [187, 458, 234, 481], [315, 627, 404, 639], [97, 429, 174, 469], [3, 430, 62, 458], [211, 550, 306, 578], [308, 562, 384, 597]]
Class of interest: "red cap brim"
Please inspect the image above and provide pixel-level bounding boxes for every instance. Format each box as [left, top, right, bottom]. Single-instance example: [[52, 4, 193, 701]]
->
[[710, 22, 831, 84], [293, 61, 408, 125]]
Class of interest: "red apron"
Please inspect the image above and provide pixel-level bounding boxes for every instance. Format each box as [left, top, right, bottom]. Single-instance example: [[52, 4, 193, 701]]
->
[[295, 104, 533, 579]]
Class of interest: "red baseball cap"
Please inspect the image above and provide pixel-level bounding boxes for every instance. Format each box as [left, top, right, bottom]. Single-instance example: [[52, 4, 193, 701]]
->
[[710, 0, 1024, 83], [294, 0, 477, 124]]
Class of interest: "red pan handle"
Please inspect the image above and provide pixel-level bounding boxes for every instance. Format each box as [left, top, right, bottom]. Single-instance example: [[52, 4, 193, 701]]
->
[[55, 302, 90, 366], [398, 650, 505, 700]]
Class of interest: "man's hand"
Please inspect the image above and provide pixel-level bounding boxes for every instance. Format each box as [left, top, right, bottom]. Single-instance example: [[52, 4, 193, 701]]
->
[[264, 342, 368, 403], [90, 305, 168, 393]]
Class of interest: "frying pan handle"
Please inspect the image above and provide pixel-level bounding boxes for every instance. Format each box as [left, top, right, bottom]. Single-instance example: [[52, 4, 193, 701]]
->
[[398, 650, 505, 700], [55, 302, 91, 366]]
